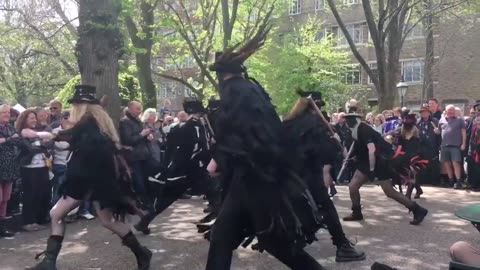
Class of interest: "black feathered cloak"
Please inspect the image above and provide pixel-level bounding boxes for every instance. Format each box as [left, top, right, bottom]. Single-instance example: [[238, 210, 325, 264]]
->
[[212, 77, 323, 251]]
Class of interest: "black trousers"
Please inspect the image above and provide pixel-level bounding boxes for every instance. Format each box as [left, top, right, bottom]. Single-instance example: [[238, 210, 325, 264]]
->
[[467, 159, 480, 189], [20, 167, 51, 225], [206, 179, 324, 270]]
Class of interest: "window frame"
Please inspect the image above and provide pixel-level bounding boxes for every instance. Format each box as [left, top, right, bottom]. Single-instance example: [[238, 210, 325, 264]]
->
[[401, 59, 424, 84], [315, 0, 326, 11], [341, 65, 362, 85], [289, 0, 302, 15]]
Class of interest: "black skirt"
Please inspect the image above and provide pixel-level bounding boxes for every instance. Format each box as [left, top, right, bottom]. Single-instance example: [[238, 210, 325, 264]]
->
[[355, 156, 394, 181]]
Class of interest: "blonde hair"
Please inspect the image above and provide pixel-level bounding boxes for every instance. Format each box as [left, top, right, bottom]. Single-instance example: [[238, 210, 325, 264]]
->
[[69, 104, 120, 147], [283, 97, 310, 121], [141, 108, 157, 123]]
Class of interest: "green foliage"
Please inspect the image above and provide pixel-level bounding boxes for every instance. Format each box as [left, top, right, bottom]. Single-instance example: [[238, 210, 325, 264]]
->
[[56, 73, 141, 108], [248, 19, 352, 115]]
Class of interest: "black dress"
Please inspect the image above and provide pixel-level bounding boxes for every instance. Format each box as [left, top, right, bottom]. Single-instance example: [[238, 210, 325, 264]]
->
[[57, 114, 134, 211]]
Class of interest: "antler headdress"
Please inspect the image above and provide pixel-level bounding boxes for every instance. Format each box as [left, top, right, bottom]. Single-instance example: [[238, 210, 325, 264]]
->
[[209, 24, 272, 74]]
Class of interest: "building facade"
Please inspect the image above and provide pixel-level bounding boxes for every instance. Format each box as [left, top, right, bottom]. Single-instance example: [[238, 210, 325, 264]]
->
[[283, 0, 480, 112]]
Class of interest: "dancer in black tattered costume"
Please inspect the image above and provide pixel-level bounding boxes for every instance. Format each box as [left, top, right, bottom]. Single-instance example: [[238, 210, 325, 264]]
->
[[203, 28, 326, 270], [282, 89, 365, 263], [27, 85, 152, 270], [342, 113, 429, 225], [134, 98, 211, 235]]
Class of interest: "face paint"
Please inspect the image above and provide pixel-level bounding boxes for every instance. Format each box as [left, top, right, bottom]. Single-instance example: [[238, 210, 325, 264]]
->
[[346, 117, 360, 129]]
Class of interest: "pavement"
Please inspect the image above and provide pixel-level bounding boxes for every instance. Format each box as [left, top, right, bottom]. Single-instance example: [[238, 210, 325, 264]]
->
[[1, 185, 480, 270]]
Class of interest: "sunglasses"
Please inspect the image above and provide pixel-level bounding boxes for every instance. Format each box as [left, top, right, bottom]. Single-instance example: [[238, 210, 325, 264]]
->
[[50, 107, 58, 110]]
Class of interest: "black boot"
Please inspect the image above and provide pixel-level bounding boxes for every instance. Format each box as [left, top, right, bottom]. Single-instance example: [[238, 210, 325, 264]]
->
[[134, 213, 155, 235], [414, 186, 423, 199], [343, 206, 363, 221], [0, 219, 14, 238], [26, 235, 63, 270], [408, 202, 428, 225], [405, 184, 414, 200], [122, 231, 152, 270], [336, 241, 366, 262]]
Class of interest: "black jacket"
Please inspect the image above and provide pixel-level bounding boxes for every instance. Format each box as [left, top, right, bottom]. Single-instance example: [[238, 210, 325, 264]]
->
[[119, 112, 149, 161]]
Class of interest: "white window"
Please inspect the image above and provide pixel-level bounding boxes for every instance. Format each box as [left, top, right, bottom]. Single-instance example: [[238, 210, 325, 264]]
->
[[289, 0, 301, 15], [402, 60, 424, 83], [368, 62, 378, 84], [160, 82, 177, 98], [315, 0, 325, 10], [332, 22, 368, 46], [344, 0, 359, 4], [405, 24, 424, 39], [341, 65, 361, 85]]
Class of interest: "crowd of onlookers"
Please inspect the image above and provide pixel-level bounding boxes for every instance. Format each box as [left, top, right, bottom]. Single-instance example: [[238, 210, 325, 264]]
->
[[328, 98, 480, 192], [0, 98, 185, 239]]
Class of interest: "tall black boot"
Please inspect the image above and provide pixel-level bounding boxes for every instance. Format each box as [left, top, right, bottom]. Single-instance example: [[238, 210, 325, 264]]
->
[[122, 231, 152, 270], [405, 184, 414, 200], [336, 241, 366, 262], [343, 206, 363, 221], [26, 235, 63, 270], [329, 184, 338, 197], [414, 185, 423, 199], [0, 219, 14, 238], [408, 202, 428, 225]]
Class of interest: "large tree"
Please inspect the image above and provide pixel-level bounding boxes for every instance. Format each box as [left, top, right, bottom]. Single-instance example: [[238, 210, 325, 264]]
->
[[77, 0, 122, 121], [326, 0, 471, 110]]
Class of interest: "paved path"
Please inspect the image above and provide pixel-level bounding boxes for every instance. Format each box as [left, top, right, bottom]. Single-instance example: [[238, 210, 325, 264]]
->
[[1, 186, 480, 270]]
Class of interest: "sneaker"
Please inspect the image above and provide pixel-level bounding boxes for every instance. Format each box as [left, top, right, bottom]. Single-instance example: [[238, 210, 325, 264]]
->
[[78, 213, 95, 220], [22, 224, 39, 232]]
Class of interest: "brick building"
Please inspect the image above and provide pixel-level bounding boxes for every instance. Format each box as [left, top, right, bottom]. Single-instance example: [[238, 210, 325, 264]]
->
[[283, 0, 480, 112]]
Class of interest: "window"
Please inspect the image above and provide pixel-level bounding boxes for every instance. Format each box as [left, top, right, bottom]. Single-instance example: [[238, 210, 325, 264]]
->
[[405, 24, 424, 39], [402, 60, 424, 83], [289, 0, 301, 15], [341, 65, 361, 85], [159, 82, 177, 99], [315, 29, 326, 42], [332, 22, 368, 46], [368, 62, 378, 84], [184, 86, 193, 97], [315, 0, 325, 10], [344, 0, 359, 4]]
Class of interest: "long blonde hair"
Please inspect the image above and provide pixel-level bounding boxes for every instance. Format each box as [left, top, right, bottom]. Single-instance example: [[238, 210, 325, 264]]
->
[[69, 103, 120, 147], [283, 97, 310, 121]]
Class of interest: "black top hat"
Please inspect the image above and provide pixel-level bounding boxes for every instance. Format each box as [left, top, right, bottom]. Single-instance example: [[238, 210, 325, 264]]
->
[[209, 52, 246, 74], [183, 98, 205, 114], [343, 113, 362, 119], [296, 88, 326, 107], [68, 85, 100, 104], [472, 101, 480, 110], [207, 99, 221, 112]]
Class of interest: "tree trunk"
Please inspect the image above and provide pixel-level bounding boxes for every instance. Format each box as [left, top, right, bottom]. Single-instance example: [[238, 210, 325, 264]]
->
[[125, 2, 156, 109], [76, 0, 122, 123], [423, 0, 435, 100]]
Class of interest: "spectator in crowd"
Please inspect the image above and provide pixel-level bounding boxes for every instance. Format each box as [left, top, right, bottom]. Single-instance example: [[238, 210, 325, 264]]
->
[[366, 112, 374, 125], [177, 111, 188, 123], [35, 108, 51, 132], [417, 104, 441, 186], [466, 101, 480, 190], [331, 113, 339, 125], [384, 107, 402, 134], [119, 101, 152, 207], [438, 104, 467, 189], [455, 107, 464, 118], [335, 112, 353, 149], [373, 114, 385, 134], [9, 108, 19, 126], [141, 108, 162, 176], [0, 104, 20, 237], [48, 100, 63, 129], [450, 241, 480, 266], [161, 115, 175, 135], [429, 98, 443, 120], [159, 99, 172, 119], [16, 109, 53, 232], [51, 111, 70, 204]]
